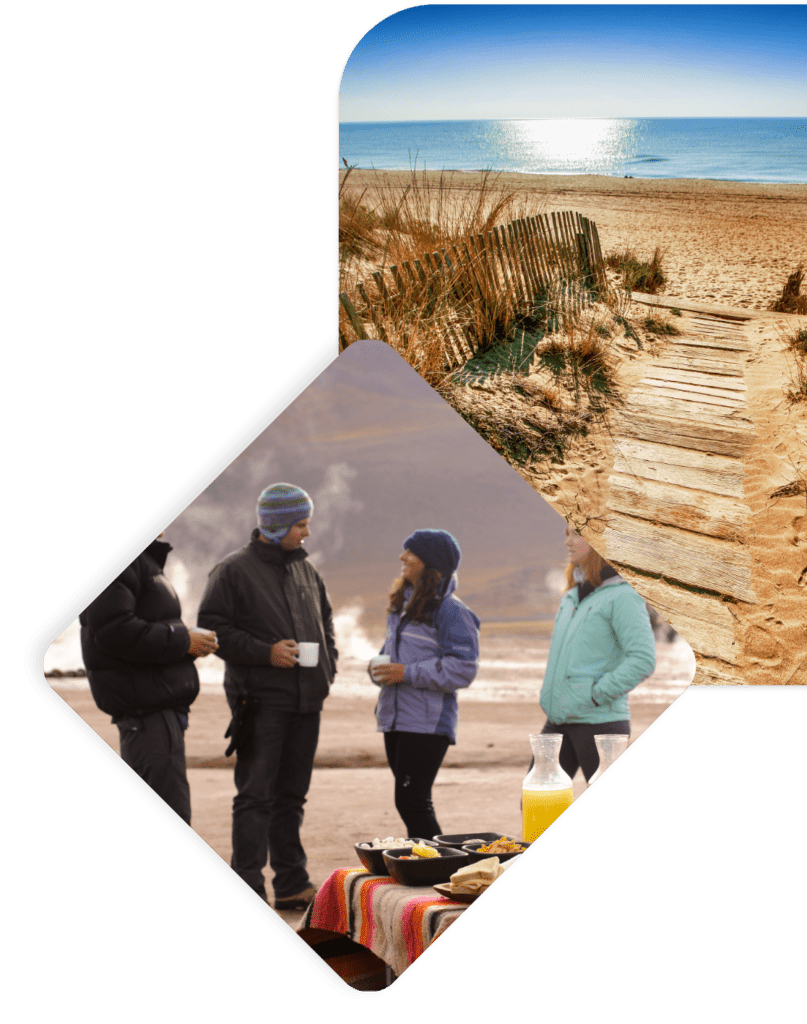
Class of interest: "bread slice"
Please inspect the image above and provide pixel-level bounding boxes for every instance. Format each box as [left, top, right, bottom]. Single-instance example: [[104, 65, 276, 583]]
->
[[449, 856, 504, 894]]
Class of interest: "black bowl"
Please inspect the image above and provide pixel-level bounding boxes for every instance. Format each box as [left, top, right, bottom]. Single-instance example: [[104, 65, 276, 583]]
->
[[434, 831, 528, 864], [354, 838, 436, 876], [383, 846, 469, 887]]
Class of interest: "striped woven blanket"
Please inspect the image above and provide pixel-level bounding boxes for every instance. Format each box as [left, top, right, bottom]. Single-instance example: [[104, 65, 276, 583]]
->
[[300, 867, 466, 978]]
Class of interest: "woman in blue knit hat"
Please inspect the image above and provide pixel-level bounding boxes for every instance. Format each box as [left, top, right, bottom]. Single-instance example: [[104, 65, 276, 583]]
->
[[369, 529, 480, 839]]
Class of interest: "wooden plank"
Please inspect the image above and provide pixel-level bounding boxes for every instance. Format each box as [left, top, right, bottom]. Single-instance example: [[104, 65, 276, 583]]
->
[[485, 231, 502, 291], [357, 282, 387, 342], [630, 293, 774, 320], [371, 270, 392, 312], [667, 335, 752, 353], [604, 512, 757, 604], [610, 570, 738, 663], [515, 219, 540, 297], [590, 219, 606, 276], [550, 212, 572, 281], [642, 367, 747, 390], [690, 315, 749, 331], [634, 382, 745, 407], [494, 225, 521, 302], [506, 222, 528, 297], [653, 353, 745, 376], [691, 664, 745, 685], [617, 412, 754, 457], [338, 292, 369, 341], [537, 215, 562, 279], [460, 240, 485, 303], [561, 211, 578, 280], [477, 233, 498, 291], [625, 392, 753, 424], [612, 439, 744, 498], [560, 211, 576, 278], [607, 473, 750, 542], [527, 216, 550, 287], [390, 264, 406, 298]]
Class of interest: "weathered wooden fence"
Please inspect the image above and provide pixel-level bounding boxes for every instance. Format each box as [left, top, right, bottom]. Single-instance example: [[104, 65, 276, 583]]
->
[[339, 210, 606, 366]]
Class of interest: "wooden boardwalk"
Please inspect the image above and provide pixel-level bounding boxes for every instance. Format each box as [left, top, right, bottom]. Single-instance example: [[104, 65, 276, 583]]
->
[[603, 301, 760, 684]]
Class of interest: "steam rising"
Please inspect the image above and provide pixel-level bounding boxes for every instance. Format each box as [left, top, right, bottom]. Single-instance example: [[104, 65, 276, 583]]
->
[[308, 463, 363, 567]]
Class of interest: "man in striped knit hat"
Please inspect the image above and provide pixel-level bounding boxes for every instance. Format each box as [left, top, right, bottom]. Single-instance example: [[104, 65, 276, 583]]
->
[[198, 483, 338, 911]]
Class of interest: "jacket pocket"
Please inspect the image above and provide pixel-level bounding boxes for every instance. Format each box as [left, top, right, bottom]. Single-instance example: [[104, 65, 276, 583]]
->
[[563, 673, 597, 719]]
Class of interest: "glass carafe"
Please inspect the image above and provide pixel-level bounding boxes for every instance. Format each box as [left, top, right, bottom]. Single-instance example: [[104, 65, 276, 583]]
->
[[589, 734, 629, 784], [521, 734, 574, 842]]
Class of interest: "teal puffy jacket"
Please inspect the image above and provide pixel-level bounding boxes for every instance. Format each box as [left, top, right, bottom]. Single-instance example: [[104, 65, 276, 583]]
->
[[540, 577, 656, 724]]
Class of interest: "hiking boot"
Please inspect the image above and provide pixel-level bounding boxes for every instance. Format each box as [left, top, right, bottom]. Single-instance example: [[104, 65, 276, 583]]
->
[[274, 885, 318, 912]]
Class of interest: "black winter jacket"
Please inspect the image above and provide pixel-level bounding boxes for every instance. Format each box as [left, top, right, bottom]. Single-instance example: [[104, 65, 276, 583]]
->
[[197, 530, 337, 713], [79, 539, 200, 721]]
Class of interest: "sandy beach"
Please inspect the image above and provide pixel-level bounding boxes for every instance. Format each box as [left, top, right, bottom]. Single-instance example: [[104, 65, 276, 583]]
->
[[345, 170, 807, 311]]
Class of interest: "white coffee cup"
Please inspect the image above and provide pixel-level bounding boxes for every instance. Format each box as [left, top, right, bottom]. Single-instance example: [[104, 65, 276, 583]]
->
[[369, 654, 391, 680], [296, 642, 320, 668]]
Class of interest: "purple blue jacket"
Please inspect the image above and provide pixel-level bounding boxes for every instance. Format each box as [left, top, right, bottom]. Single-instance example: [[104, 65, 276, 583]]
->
[[372, 576, 480, 744]]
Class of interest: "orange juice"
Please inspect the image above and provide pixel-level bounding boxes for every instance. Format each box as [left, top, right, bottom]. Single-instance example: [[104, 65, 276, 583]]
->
[[522, 786, 574, 842]]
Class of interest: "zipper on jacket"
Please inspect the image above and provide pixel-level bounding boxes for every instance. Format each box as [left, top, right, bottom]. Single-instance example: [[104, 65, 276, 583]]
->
[[390, 617, 400, 731]]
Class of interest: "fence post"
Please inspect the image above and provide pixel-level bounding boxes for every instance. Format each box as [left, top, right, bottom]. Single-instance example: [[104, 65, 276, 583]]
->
[[357, 282, 386, 341], [339, 292, 369, 341]]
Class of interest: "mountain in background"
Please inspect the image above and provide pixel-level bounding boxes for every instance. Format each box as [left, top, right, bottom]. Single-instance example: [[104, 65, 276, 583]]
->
[[165, 342, 569, 626]]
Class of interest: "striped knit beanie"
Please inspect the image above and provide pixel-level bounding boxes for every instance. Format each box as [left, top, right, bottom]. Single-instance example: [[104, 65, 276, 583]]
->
[[257, 483, 313, 543]]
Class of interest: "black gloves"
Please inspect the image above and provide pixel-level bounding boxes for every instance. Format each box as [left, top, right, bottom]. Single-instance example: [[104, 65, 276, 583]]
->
[[224, 695, 260, 758]]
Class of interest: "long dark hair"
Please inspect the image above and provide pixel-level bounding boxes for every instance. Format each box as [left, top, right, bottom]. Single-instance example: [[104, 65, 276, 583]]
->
[[388, 566, 444, 624]]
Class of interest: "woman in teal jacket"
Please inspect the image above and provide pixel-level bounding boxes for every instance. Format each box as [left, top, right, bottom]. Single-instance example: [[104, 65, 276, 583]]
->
[[539, 525, 657, 782]]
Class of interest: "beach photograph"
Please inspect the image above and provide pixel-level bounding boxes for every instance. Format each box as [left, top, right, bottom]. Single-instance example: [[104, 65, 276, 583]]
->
[[338, 5, 807, 689]]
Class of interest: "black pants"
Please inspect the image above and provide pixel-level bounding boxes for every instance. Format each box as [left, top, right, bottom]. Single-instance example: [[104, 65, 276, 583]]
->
[[226, 695, 320, 900], [383, 731, 450, 840], [541, 720, 630, 783], [117, 708, 191, 825]]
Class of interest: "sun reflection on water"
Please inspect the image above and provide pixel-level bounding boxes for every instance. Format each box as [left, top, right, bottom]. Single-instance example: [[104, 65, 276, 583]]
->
[[480, 118, 641, 174]]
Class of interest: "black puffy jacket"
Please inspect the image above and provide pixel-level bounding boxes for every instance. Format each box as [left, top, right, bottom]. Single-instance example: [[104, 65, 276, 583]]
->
[[79, 539, 199, 721], [197, 530, 337, 713]]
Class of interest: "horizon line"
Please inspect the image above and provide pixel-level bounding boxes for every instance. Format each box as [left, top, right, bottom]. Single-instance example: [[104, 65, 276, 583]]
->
[[340, 115, 807, 124]]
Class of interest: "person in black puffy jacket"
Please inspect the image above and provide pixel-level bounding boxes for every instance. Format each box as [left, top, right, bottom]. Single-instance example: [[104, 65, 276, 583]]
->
[[197, 483, 337, 912], [80, 534, 218, 824]]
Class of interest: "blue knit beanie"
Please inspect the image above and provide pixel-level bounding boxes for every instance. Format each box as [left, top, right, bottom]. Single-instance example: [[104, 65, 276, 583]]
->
[[257, 483, 313, 543], [403, 529, 461, 578]]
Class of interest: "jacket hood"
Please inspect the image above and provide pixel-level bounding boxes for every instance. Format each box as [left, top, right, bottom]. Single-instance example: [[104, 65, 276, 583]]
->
[[145, 538, 172, 570]]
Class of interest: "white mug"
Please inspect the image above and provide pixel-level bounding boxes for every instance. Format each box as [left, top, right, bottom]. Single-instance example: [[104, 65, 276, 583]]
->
[[369, 654, 391, 680], [296, 642, 320, 668]]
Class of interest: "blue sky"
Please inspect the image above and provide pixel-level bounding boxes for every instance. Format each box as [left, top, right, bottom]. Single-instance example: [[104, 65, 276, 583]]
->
[[340, 5, 807, 120]]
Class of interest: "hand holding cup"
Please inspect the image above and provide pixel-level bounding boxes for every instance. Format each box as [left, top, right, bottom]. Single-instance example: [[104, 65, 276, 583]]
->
[[370, 658, 405, 686], [270, 639, 299, 668], [188, 627, 219, 657]]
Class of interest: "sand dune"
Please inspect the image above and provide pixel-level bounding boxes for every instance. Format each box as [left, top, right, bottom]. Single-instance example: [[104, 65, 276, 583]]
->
[[346, 170, 807, 311]]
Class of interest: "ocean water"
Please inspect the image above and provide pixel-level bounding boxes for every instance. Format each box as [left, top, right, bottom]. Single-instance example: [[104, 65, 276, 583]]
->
[[339, 118, 807, 184]]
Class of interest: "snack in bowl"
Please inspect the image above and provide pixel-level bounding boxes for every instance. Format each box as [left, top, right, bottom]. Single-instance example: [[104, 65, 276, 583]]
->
[[449, 856, 504, 895], [408, 844, 439, 859], [383, 846, 468, 886], [359, 837, 418, 850], [476, 837, 526, 854], [355, 838, 425, 876]]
